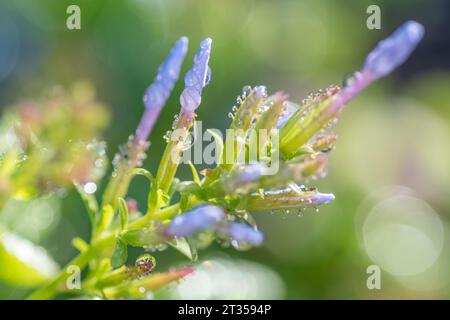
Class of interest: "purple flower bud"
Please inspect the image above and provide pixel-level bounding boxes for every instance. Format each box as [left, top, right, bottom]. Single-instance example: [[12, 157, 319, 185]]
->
[[306, 191, 335, 205], [329, 21, 424, 115], [143, 37, 189, 110], [245, 188, 335, 212], [363, 21, 424, 80], [180, 38, 212, 113], [136, 37, 188, 142], [236, 162, 268, 184], [253, 85, 267, 99], [217, 222, 264, 246], [164, 204, 224, 238]]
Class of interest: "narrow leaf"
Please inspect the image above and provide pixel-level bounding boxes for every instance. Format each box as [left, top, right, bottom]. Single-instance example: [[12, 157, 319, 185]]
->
[[111, 237, 128, 269], [118, 197, 129, 233], [167, 237, 198, 261]]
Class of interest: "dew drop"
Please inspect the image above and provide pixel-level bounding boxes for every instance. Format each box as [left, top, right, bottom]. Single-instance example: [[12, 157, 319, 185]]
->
[[342, 72, 356, 88], [83, 182, 97, 194], [95, 158, 104, 168], [163, 130, 172, 143], [204, 67, 212, 86], [242, 85, 252, 97]]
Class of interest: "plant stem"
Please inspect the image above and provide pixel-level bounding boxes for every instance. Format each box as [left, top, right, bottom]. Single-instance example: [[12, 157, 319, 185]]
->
[[102, 138, 149, 209], [156, 110, 195, 193], [27, 204, 180, 300]]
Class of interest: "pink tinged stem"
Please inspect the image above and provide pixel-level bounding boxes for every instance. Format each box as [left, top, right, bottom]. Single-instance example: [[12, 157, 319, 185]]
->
[[135, 107, 162, 143], [327, 69, 373, 115]]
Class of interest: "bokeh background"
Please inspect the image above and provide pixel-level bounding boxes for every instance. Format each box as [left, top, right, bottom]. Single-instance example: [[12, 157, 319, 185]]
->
[[1, 0, 450, 299]]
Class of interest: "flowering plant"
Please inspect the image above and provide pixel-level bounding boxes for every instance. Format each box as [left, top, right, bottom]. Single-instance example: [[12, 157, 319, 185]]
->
[[0, 21, 424, 299]]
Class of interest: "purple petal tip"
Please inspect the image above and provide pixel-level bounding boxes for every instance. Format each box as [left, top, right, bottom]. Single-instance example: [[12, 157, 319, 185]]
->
[[180, 38, 213, 113], [164, 204, 224, 238], [224, 222, 264, 246], [236, 162, 268, 184], [143, 37, 189, 110], [363, 20, 424, 80], [313, 192, 335, 205]]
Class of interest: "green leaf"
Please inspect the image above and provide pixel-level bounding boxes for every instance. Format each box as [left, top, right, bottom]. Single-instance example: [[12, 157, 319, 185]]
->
[[122, 228, 161, 248], [148, 181, 169, 212], [0, 229, 59, 287], [176, 181, 201, 194], [168, 178, 180, 197], [167, 237, 198, 261], [96, 204, 114, 235], [111, 237, 128, 269], [188, 161, 201, 185], [118, 197, 129, 233], [130, 168, 154, 181]]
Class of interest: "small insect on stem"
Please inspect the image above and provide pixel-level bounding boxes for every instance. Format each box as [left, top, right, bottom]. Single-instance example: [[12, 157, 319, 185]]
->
[[127, 254, 156, 279]]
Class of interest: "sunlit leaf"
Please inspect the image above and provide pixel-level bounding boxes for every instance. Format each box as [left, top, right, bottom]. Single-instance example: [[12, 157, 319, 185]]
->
[[111, 237, 128, 269], [0, 229, 59, 287], [167, 236, 198, 261]]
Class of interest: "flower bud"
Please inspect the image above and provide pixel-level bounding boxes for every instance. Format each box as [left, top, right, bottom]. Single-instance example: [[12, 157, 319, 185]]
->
[[243, 187, 335, 212], [143, 37, 189, 110], [163, 204, 224, 238], [364, 21, 424, 80], [180, 38, 212, 113], [217, 222, 264, 247], [136, 37, 189, 143]]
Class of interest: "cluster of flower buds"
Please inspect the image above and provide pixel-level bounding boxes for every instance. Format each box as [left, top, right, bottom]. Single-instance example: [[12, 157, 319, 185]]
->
[[39, 21, 424, 300], [100, 22, 425, 289], [180, 21, 424, 229]]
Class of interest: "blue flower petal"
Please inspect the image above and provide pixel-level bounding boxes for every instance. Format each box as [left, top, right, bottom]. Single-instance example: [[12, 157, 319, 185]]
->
[[364, 21, 424, 80], [143, 37, 189, 110], [180, 38, 212, 112], [164, 204, 224, 238]]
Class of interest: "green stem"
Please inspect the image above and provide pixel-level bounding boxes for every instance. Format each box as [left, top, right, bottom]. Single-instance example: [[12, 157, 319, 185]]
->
[[27, 235, 114, 300], [156, 111, 195, 193], [27, 204, 180, 300], [102, 139, 149, 209]]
